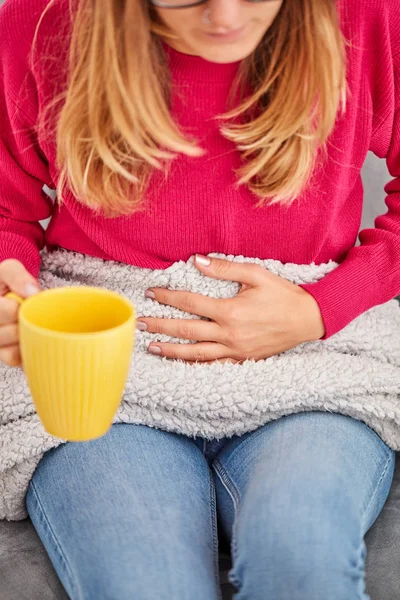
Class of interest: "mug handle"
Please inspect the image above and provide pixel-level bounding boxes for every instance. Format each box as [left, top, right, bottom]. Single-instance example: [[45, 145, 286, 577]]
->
[[4, 292, 24, 305]]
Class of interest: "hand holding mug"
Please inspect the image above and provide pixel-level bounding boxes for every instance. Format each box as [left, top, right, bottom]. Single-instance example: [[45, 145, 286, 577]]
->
[[0, 259, 40, 367], [0, 259, 136, 442]]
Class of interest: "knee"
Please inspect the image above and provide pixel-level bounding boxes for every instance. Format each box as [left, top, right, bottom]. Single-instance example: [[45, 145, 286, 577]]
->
[[57, 549, 211, 600], [230, 495, 367, 600]]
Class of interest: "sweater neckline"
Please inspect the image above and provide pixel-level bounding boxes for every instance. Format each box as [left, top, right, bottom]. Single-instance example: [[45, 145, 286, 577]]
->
[[162, 41, 241, 84]]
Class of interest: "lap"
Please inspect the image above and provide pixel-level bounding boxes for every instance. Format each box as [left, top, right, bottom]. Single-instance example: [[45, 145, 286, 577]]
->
[[26, 411, 396, 599]]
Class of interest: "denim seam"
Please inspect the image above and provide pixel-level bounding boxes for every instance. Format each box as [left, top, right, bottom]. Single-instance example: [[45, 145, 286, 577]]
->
[[355, 539, 369, 600], [209, 471, 223, 600], [212, 458, 242, 591], [360, 450, 394, 530], [29, 480, 83, 600]]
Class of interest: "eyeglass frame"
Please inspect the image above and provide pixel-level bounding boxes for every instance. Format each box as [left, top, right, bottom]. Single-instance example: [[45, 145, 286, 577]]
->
[[150, 0, 274, 9]]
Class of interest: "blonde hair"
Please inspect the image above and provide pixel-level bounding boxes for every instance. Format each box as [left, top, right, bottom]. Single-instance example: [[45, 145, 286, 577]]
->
[[34, 0, 347, 215]]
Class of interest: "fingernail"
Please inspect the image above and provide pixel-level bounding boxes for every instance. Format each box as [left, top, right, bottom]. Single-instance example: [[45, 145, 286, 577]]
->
[[25, 283, 40, 297], [136, 320, 147, 331], [145, 290, 155, 299], [148, 345, 161, 355], [195, 254, 211, 267]]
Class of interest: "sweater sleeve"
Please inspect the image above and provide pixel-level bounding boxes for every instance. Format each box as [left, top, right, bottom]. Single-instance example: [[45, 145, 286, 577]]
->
[[299, 53, 400, 340], [0, 5, 54, 279]]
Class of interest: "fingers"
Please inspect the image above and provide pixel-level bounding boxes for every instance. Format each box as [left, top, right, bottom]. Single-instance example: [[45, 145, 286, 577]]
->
[[137, 317, 223, 342], [0, 344, 21, 367], [0, 323, 18, 347], [0, 306, 21, 366], [145, 289, 224, 320], [0, 259, 40, 298], [147, 342, 231, 363], [0, 297, 19, 325], [0, 259, 38, 368], [194, 255, 266, 287]]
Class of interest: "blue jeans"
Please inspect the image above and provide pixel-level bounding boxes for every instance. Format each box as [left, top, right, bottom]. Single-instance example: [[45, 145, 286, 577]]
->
[[26, 411, 395, 600]]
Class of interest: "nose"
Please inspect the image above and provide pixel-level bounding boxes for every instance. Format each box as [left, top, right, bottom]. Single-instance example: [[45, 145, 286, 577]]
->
[[206, 0, 242, 31]]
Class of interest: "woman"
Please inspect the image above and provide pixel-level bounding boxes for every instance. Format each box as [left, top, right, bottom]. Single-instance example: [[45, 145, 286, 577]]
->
[[0, 0, 399, 598]]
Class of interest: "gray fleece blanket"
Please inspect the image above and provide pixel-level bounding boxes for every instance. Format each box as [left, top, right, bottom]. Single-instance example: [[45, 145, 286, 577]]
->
[[1, 249, 400, 520]]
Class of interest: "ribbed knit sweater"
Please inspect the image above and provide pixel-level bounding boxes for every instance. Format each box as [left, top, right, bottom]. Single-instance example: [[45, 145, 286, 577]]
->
[[0, 0, 400, 339]]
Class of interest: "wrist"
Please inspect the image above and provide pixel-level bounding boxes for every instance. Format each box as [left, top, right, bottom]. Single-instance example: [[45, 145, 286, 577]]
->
[[297, 288, 326, 342]]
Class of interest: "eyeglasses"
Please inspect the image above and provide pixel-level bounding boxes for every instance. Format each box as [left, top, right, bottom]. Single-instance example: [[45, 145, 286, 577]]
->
[[150, 0, 275, 8]]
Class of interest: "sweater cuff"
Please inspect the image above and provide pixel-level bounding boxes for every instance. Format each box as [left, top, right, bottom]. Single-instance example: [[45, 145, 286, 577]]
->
[[298, 256, 383, 340], [0, 236, 41, 279]]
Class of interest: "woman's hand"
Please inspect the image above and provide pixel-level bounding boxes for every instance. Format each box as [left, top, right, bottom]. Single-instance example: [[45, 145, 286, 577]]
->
[[138, 255, 325, 363], [0, 259, 40, 367]]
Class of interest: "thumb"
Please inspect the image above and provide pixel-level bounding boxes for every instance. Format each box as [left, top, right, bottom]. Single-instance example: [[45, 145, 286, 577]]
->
[[0, 259, 41, 298], [194, 254, 265, 286]]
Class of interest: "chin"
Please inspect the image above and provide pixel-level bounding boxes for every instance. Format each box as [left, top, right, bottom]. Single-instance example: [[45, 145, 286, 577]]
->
[[199, 44, 256, 64]]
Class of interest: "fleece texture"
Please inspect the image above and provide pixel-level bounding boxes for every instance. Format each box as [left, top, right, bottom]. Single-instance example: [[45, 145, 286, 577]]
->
[[0, 250, 399, 520]]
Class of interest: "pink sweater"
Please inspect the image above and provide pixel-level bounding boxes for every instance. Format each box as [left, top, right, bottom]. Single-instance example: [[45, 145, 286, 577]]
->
[[0, 0, 400, 340]]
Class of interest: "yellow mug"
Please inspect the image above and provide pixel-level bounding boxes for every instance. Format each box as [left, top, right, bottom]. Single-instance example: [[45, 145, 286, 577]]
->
[[6, 287, 135, 442]]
